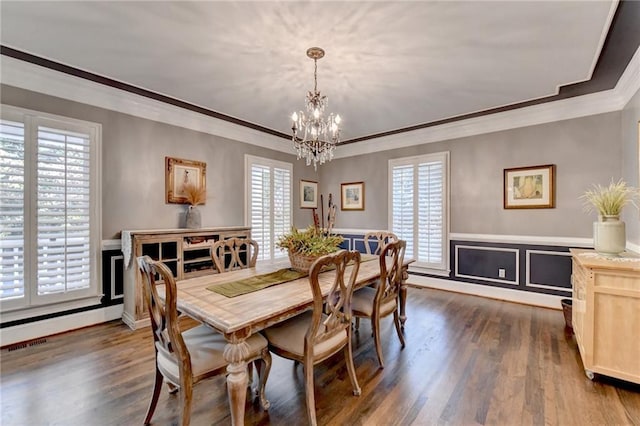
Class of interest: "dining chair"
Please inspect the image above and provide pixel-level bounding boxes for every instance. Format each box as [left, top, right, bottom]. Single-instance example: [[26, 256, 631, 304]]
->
[[351, 239, 406, 368], [363, 231, 398, 255], [137, 255, 271, 426], [211, 237, 259, 272], [263, 250, 362, 426]]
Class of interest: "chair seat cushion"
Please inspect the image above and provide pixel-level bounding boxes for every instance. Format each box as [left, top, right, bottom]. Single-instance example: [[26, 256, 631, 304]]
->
[[352, 287, 397, 318], [157, 324, 268, 380], [264, 311, 347, 359]]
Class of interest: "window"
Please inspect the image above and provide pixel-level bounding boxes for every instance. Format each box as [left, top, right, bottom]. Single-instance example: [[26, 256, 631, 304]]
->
[[0, 106, 102, 314], [245, 155, 292, 261], [389, 152, 449, 274]]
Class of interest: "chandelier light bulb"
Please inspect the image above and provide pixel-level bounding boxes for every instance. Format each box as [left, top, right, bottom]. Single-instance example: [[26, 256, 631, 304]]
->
[[289, 47, 341, 170]]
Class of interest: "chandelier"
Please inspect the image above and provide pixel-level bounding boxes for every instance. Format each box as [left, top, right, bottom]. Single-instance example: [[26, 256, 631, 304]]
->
[[291, 47, 341, 170]]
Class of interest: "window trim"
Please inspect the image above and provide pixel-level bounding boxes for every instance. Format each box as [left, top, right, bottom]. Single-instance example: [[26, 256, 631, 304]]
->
[[0, 104, 102, 315], [388, 151, 450, 275], [244, 154, 293, 261]]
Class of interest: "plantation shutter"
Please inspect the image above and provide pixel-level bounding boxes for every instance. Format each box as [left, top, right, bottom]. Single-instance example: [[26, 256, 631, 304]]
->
[[0, 119, 26, 301], [390, 152, 448, 272], [246, 156, 292, 261], [272, 166, 291, 259], [36, 126, 92, 294]]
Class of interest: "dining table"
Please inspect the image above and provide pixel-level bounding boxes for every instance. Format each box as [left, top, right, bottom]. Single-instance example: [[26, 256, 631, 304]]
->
[[163, 254, 413, 426]]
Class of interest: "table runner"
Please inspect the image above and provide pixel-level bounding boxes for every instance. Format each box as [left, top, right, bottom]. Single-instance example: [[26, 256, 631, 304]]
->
[[208, 254, 378, 298]]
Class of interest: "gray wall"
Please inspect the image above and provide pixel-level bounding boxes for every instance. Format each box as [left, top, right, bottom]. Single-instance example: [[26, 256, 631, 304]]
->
[[2, 83, 636, 242], [318, 112, 624, 238], [1, 85, 318, 238], [621, 88, 640, 245]]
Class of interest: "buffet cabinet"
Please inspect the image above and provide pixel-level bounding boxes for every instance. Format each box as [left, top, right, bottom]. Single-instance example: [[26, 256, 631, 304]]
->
[[570, 248, 640, 384], [121, 227, 251, 329]]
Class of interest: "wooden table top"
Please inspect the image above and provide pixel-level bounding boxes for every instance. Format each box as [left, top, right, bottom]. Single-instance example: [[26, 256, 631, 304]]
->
[[169, 256, 408, 335]]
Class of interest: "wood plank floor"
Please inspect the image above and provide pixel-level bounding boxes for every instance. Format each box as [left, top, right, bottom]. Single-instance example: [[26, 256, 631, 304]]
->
[[2, 286, 639, 425]]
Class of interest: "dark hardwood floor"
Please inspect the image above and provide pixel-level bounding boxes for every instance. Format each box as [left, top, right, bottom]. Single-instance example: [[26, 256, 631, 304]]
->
[[2, 286, 639, 425]]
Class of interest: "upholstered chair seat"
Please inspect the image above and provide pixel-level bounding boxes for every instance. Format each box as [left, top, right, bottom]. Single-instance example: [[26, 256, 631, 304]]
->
[[352, 287, 397, 319]]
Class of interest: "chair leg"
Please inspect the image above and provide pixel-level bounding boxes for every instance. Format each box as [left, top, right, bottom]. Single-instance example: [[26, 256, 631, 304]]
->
[[393, 310, 406, 347], [354, 317, 360, 331], [247, 361, 254, 388], [344, 336, 361, 396], [144, 366, 164, 424], [372, 316, 384, 368], [303, 360, 317, 426], [254, 348, 272, 410], [179, 375, 194, 426]]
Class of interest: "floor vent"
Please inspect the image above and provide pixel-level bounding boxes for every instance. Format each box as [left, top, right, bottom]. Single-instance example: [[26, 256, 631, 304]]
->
[[6, 338, 47, 352]]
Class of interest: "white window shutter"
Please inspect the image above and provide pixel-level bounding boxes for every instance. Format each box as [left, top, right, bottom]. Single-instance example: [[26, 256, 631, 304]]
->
[[246, 156, 292, 261], [390, 152, 449, 272], [0, 119, 26, 300]]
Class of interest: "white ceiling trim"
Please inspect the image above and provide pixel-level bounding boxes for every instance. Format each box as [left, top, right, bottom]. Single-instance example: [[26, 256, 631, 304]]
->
[[2, 47, 639, 159]]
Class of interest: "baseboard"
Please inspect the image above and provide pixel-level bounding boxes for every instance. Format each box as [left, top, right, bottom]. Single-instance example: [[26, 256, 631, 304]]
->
[[0, 305, 123, 347], [122, 311, 150, 330], [408, 275, 564, 310]]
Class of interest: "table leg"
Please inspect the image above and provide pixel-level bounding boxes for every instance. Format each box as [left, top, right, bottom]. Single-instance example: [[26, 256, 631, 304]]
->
[[224, 333, 251, 426], [399, 266, 408, 329]]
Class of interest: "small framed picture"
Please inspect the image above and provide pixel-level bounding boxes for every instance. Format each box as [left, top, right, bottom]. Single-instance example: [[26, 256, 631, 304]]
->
[[341, 181, 365, 211], [504, 164, 555, 209], [165, 157, 206, 204], [300, 180, 318, 209]]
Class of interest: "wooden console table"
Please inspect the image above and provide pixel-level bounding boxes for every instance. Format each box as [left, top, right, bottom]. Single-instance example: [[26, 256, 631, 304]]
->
[[570, 248, 640, 383]]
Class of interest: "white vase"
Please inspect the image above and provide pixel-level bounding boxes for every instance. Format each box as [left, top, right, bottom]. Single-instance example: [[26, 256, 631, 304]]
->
[[185, 205, 201, 229], [593, 215, 625, 255]]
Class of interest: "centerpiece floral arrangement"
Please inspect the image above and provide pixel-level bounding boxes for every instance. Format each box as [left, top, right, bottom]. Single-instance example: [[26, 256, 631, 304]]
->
[[277, 226, 344, 272]]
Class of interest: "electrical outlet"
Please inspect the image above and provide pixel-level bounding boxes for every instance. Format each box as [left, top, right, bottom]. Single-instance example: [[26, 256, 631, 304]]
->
[[498, 268, 506, 278]]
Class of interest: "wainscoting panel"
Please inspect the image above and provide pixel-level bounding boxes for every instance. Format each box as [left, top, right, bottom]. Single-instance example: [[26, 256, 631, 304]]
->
[[334, 230, 575, 299], [455, 245, 519, 285]]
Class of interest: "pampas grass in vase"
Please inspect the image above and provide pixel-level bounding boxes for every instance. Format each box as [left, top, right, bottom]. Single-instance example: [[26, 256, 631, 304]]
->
[[183, 183, 206, 228], [580, 179, 639, 255]]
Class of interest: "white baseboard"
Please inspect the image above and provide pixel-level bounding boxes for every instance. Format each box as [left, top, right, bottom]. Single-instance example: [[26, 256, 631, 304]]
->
[[122, 311, 150, 330], [408, 275, 564, 310], [0, 305, 124, 347]]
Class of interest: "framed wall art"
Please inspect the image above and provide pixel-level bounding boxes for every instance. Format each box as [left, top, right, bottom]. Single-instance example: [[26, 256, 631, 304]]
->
[[341, 181, 365, 211], [165, 157, 206, 204], [300, 180, 318, 209], [503, 164, 555, 209]]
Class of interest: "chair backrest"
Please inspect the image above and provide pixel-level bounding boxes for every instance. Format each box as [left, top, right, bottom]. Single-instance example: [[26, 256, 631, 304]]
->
[[375, 240, 407, 309], [306, 250, 361, 361], [137, 256, 191, 381], [211, 237, 259, 272], [363, 231, 398, 255]]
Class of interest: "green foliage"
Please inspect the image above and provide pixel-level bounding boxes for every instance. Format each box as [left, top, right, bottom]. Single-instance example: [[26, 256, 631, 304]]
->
[[580, 179, 639, 217], [276, 226, 344, 256]]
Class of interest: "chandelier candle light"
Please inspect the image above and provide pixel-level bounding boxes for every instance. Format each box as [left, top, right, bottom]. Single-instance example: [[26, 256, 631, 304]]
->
[[291, 47, 341, 170]]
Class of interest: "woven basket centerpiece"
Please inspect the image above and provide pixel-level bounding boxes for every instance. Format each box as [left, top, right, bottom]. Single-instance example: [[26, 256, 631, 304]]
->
[[288, 251, 320, 273]]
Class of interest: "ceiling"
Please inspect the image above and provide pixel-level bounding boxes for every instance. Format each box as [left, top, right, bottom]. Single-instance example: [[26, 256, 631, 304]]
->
[[0, 1, 637, 145]]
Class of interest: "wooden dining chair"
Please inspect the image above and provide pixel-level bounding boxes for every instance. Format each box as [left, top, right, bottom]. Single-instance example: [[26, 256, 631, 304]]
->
[[211, 237, 259, 272], [137, 255, 271, 426], [263, 250, 362, 426], [351, 239, 406, 368], [363, 231, 398, 255]]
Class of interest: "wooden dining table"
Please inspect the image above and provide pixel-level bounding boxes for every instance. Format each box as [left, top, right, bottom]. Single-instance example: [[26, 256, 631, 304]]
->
[[164, 254, 413, 426]]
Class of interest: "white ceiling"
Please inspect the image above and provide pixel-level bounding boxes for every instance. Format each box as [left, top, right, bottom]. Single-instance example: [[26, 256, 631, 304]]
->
[[0, 1, 620, 142]]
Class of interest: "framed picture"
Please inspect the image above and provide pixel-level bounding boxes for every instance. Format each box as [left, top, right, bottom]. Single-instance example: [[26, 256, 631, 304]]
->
[[300, 180, 318, 209], [165, 157, 206, 204], [503, 164, 555, 209], [341, 181, 365, 211]]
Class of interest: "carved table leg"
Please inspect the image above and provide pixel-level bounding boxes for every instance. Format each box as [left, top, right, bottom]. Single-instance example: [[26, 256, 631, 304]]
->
[[224, 331, 251, 426], [399, 267, 408, 329]]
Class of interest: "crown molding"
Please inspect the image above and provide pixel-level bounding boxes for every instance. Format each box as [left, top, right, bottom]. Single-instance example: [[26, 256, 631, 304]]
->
[[2, 46, 639, 158]]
